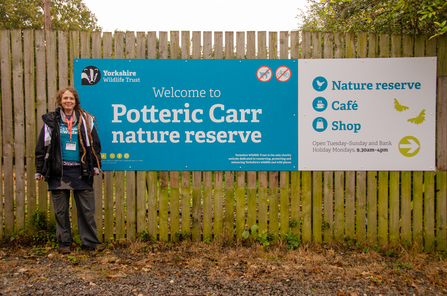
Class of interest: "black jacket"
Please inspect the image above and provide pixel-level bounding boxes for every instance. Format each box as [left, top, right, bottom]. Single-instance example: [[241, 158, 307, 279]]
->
[[35, 107, 102, 186]]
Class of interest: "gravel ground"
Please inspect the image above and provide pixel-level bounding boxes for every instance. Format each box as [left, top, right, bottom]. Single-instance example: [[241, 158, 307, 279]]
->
[[1, 240, 446, 295]]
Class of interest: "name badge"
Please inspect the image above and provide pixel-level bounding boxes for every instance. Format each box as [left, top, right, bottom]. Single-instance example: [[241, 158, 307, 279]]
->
[[66, 142, 77, 151]]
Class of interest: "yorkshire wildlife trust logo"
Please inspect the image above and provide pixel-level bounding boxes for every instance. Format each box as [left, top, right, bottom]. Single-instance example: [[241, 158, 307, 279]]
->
[[81, 66, 101, 85]]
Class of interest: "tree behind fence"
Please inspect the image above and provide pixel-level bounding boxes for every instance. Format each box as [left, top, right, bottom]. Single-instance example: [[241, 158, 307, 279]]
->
[[0, 30, 446, 252]]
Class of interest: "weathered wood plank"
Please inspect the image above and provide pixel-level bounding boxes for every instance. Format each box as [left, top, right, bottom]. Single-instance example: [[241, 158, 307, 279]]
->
[[379, 34, 390, 58], [302, 171, 312, 243], [291, 31, 300, 59], [290, 171, 300, 236], [1, 30, 13, 235], [136, 171, 147, 234], [257, 31, 266, 59], [136, 32, 145, 59], [12, 29, 25, 232], [357, 32, 367, 59], [367, 172, 378, 245], [225, 32, 234, 59], [280, 172, 290, 235], [113, 32, 125, 240], [203, 171, 213, 240], [115, 171, 125, 239], [378, 171, 389, 246], [181, 31, 190, 59], [345, 171, 355, 240], [334, 171, 344, 241], [345, 32, 355, 58], [269, 31, 277, 59], [35, 30, 48, 218], [402, 35, 414, 58], [247, 31, 256, 59], [148, 32, 157, 59], [91, 31, 102, 241], [104, 170, 114, 241], [323, 171, 333, 242], [400, 171, 412, 246], [302, 31, 311, 59], [147, 171, 158, 238], [69, 31, 79, 87], [413, 171, 424, 250], [192, 171, 202, 241], [171, 171, 180, 241], [24, 30, 37, 228], [334, 33, 344, 58], [312, 171, 322, 243], [126, 171, 136, 239], [236, 171, 246, 238], [323, 33, 333, 243], [46, 30, 57, 109], [280, 31, 288, 59], [436, 172, 447, 250], [344, 33, 356, 242], [159, 171, 169, 242], [102, 32, 113, 241], [356, 171, 366, 243], [258, 172, 268, 233], [368, 33, 378, 58], [389, 172, 400, 246], [225, 171, 235, 237], [424, 172, 435, 252], [58, 31, 68, 88], [437, 35, 447, 171], [214, 171, 223, 236], [438, 34, 447, 76], [181, 172, 191, 236], [269, 172, 279, 236], [124, 31, 137, 240], [247, 172, 257, 230], [391, 34, 401, 57]]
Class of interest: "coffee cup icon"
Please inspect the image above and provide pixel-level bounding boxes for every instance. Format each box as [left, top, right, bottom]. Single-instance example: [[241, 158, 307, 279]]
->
[[313, 97, 328, 112]]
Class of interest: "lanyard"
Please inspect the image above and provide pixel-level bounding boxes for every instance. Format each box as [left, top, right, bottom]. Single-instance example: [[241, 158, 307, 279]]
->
[[65, 115, 73, 141]]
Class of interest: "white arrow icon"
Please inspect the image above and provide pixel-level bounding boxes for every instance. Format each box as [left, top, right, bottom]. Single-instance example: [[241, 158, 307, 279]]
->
[[399, 139, 419, 153]]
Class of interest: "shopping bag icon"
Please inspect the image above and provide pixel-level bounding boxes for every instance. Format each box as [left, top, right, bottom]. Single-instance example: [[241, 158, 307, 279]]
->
[[316, 119, 324, 129]]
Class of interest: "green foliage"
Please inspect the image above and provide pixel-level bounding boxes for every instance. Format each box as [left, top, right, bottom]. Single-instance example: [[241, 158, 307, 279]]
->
[[137, 231, 152, 242], [282, 231, 301, 250], [298, 0, 447, 38], [242, 225, 275, 248], [0, 0, 100, 30], [28, 210, 57, 243], [289, 220, 298, 228]]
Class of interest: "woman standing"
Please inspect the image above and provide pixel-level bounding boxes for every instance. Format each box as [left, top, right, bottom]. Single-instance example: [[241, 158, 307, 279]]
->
[[35, 87, 104, 254]]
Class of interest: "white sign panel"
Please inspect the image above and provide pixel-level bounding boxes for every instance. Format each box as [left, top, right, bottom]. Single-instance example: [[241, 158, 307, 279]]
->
[[298, 57, 437, 171]]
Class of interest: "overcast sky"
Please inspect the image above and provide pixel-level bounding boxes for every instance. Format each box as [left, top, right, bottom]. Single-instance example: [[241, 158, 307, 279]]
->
[[82, 0, 309, 33]]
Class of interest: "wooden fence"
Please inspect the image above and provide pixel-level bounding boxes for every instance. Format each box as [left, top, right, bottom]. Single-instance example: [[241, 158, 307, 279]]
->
[[0, 30, 446, 252]]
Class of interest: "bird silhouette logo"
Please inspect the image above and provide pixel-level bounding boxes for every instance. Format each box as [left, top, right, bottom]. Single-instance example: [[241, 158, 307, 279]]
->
[[312, 76, 328, 92]]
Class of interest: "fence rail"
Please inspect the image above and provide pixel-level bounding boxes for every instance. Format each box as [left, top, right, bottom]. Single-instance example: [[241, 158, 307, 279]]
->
[[0, 30, 446, 252]]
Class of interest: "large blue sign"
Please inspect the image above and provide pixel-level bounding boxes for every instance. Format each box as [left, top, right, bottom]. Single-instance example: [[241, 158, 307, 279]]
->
[[75, 59, 298, 171]]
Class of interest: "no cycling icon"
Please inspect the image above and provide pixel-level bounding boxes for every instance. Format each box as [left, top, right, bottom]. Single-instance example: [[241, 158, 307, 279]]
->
[[257, 66, 291, 82]]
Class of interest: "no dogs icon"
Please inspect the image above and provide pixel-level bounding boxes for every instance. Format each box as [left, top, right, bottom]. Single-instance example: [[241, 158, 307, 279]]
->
[[256, 66, 272, 82]]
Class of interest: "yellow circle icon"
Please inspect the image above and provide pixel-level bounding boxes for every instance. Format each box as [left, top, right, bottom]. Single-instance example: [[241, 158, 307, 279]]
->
[[399, 136, 420, 157], [110, 153, 115, 159], [124, 153, 130, 159], [117, 153, 122, 159]]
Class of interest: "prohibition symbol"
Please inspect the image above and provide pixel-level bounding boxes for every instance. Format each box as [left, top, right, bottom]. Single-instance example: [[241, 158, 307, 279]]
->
[[257, 66, 272, 82], [275, 66, 291, 82]]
